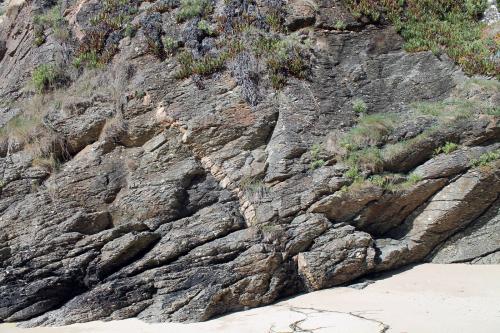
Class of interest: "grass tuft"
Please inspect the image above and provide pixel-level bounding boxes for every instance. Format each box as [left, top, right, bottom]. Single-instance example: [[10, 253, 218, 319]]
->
[[32, 64, 59, 93], [434, 142, 459, 155], [471, 150, 500, 167], [352, 98, 368, 114], [340, 113, 397, 152]]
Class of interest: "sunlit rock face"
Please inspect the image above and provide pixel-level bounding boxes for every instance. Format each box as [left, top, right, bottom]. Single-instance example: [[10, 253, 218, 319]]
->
[[0, 0, 499, 327]]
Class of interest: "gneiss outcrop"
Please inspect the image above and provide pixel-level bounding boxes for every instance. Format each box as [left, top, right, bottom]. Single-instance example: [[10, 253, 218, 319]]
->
[[0, 0, 499, 326]]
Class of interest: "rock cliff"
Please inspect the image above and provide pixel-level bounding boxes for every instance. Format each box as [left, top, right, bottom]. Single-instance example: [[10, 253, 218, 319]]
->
[[0, 0, 499, 326]]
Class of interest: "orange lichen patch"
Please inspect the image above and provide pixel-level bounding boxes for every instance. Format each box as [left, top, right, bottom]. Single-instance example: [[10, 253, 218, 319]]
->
[[220, 102, 255, 127]]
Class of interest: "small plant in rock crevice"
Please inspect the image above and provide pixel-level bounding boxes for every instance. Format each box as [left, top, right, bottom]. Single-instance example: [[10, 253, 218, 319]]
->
[[0, 95, 68, 173], [471, 150, 500, 168], [197, 19, 215, 35], [310, 143, 326, 170], [73, 0, 141, 68], [33, 4, 69, 46], [345, 165, 363, 182], [239, 175, 269, 198], [352, 98, 368, 114], [32, 64, 61, 93], [163, 36, 178, 55], [434, 142, 459, 155], [335, 20, 347, 30], [172, 2, 311, 92]]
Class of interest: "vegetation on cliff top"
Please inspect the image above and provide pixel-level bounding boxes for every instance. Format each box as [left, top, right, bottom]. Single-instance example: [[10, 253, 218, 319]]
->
[[344, 0, 499, 77]]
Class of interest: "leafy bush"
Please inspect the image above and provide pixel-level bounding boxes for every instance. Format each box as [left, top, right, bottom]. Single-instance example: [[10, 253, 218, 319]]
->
[[74, 0, 140, 67], [124, 23, 137, 38], [265, 13, 282, 32], [369, 174, 393, 189]]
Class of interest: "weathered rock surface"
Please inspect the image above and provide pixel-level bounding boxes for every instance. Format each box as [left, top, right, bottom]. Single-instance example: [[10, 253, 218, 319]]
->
[[0, 0, 499, 327]]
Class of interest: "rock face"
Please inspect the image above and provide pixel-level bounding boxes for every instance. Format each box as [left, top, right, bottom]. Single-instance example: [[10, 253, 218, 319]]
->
[[0, 0, 499, 327]]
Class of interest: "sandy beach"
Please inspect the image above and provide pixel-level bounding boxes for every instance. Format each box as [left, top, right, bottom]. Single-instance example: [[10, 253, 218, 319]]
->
[[1, 264, 499, 333]]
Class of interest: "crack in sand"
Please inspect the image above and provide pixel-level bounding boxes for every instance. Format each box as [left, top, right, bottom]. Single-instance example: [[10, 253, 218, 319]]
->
[[268, 306, 389, 333]]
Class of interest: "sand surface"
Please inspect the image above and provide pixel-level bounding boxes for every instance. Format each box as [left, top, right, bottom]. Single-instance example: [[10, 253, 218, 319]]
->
[[1, 264, 499, 333]]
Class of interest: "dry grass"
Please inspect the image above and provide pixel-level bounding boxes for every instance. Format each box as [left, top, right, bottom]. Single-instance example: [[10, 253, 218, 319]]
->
[[100, 113, 127, 143], [0, 94, 67, 171], [339, 113, 398, 153]]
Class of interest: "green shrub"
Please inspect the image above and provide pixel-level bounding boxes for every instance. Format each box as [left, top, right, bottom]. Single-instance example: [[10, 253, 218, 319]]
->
[[311, 159, 326, 170], [73, 0, 140, 67], [471, 151, 500, 167], [32, 64, 58, 93], [352, 98, 368, 114], [270, 73, 287, 89], [434, 142, 459, 155], [134, 90, 146, 99], [176, 0, 212, 22]]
